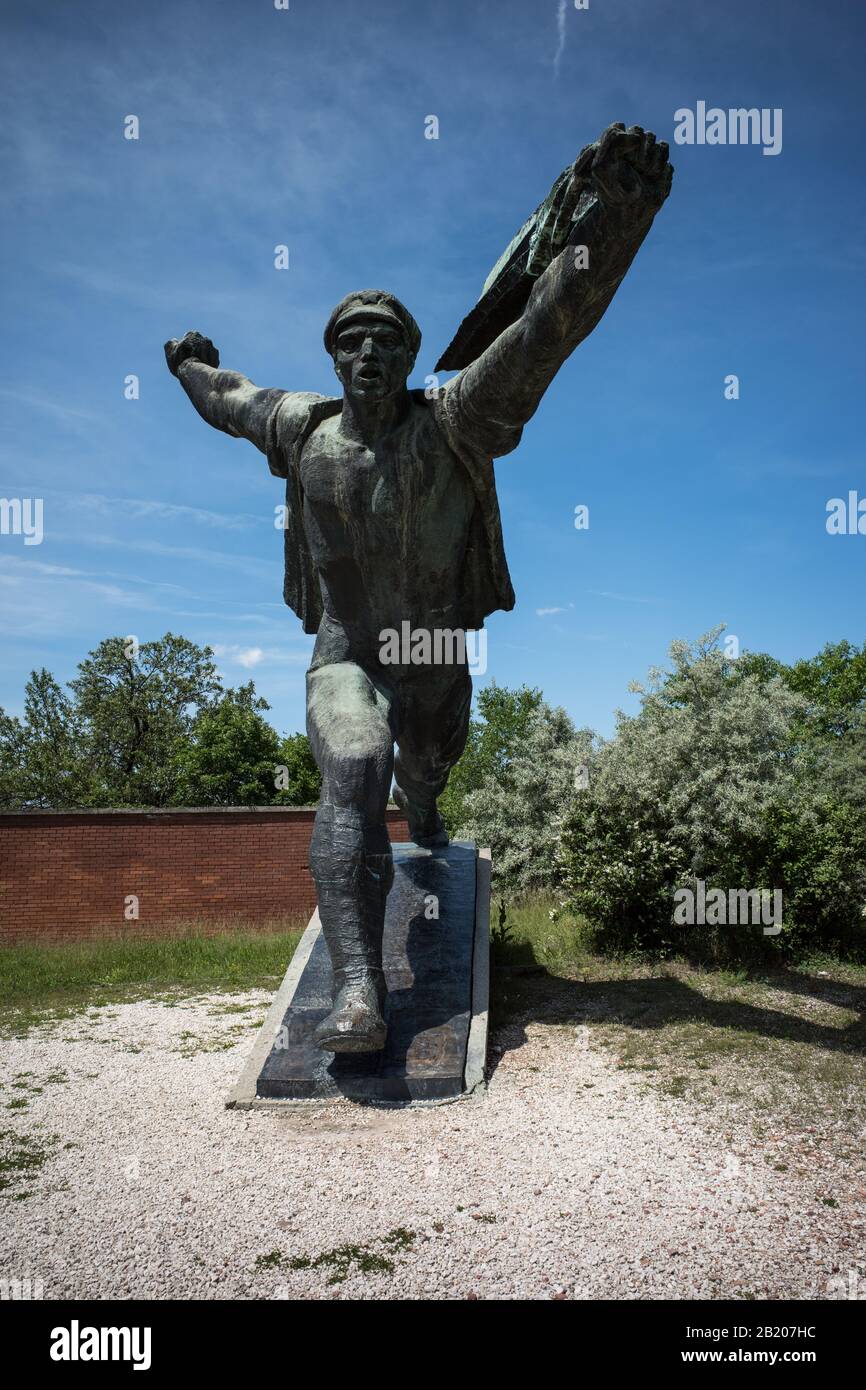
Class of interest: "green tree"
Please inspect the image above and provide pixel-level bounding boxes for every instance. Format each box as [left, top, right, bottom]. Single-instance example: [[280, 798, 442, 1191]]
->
[[0, 705, 27, 807], [0, 635, 323, 809], [782, 639, 866, 735], [170, 683, 283, 806], [737, 639, 866, 738], [0, 670, 94, 809], [439, 682, 543, 833], [821, 706, 866, 811], [275, 732, 321, 805], [69, 633, 221, 806]]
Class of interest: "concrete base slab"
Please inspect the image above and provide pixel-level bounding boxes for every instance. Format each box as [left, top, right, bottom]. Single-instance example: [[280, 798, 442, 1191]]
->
[[227, 842, 490, 1109]]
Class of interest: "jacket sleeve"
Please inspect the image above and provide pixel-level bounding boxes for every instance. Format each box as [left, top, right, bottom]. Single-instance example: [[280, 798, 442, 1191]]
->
[[263, 392, 333, 477]]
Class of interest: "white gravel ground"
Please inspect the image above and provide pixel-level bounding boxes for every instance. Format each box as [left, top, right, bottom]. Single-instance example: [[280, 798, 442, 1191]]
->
[[1, 991, 863, 1301]]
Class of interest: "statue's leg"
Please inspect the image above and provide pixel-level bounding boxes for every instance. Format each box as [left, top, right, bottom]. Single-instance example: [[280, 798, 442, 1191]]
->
[[306, 662, 395, 1053], [393, 666, 472, 847]]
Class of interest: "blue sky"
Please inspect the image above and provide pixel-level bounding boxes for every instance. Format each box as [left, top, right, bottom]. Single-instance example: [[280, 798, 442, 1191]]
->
[[1, 0, 864, 740]]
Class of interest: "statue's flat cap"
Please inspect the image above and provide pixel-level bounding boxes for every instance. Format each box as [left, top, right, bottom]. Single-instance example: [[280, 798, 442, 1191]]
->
[[324, 290, 421, 358]]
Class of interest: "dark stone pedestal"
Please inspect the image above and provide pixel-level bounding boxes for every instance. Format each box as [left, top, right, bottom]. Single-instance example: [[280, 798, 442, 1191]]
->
[[229, 842, 490, 1107]]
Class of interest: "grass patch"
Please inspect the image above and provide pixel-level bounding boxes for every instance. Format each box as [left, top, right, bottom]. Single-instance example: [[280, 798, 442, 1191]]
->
[[254, 1250, 287, 1270], [0, 927, 303, 1036], [491, 895, 866, 1140], [172, 1025, 250, 1057], [0, 1069, 70, 1109], [263, 1228, 416, 1286], [491, 897, 597, 974], [0, 1127, 58, 1198]]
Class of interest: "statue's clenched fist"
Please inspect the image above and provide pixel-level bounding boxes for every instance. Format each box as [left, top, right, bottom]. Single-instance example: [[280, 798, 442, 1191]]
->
[[571, 122, 673, 217], [164, 331, 220, 378]]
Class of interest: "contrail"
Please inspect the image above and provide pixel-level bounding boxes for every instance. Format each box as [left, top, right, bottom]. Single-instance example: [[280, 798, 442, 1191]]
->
[[553, 0, 567, 76]]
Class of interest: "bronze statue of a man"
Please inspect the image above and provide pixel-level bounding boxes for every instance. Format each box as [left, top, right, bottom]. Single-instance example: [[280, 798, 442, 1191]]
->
[[165, 123, 673, 1055]]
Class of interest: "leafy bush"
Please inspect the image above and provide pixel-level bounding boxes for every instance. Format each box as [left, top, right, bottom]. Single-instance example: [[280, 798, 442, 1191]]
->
[[455, 700, 593, 896], [557, 629, 866, 960]]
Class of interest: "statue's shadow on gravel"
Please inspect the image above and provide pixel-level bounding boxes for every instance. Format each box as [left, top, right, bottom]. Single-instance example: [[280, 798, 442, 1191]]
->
[[486, 962, 866, 1082]]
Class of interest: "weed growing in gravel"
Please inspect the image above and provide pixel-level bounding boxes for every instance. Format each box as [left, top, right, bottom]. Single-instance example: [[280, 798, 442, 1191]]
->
[[255, 1250, 286, 1269], [9, 1070, 68, 1090], [491, 899, 514, 953], [206, 1002, 260, 1016], [657, 1076, 688, 1098], [265, 1228, 416, 1286], [0, 1127, 58, 1198], [1, 1068, 70, 1114], [173, 1026, 247, 1057]]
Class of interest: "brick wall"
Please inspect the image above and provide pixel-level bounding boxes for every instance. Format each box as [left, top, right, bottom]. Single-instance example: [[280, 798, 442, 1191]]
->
[[0, 807, 410, 946]]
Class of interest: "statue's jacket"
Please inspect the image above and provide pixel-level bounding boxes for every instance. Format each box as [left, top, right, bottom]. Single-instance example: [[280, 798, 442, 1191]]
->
[[264, 383, 517, 636]]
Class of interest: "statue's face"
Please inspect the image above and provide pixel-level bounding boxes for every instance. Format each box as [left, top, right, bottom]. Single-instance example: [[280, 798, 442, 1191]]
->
[[333, 316, 413, 401]]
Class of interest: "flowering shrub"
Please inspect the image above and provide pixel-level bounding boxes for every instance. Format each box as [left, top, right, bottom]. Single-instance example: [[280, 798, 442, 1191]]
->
[[557, 630, 866, 958], [456, 702, 595, 896]]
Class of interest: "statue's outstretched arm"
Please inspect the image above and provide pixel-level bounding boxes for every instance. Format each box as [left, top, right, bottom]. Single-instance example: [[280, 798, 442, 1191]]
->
[[164, 331, 286, 455], [440, 125, 673, 459]]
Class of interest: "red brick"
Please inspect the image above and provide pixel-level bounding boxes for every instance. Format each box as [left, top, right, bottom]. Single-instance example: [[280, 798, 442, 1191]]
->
[[0, 808, 410, 946]]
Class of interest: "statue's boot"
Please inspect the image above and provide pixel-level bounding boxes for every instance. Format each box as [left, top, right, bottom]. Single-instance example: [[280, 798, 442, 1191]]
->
[[393, 783, 449, 849], [309, 808, 394, 1053]]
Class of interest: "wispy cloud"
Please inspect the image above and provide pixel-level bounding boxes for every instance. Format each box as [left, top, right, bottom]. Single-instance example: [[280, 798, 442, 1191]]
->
[[72, 493, 264, 532], [0, 388, 102, 428], [537, 601, 575, 616], [210, 643, 308, 670], [553, 0, 568, 76], [0, 555, 165, 637], [588, 590, 661, 605], [86, 534, 277, 580], [212, 643, 264, 668], [0, 557, 84, 579]]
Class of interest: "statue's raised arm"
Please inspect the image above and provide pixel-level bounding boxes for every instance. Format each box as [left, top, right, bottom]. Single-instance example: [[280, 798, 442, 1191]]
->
[[164, 330, 288, 454], [436, 123, 673, 460]]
